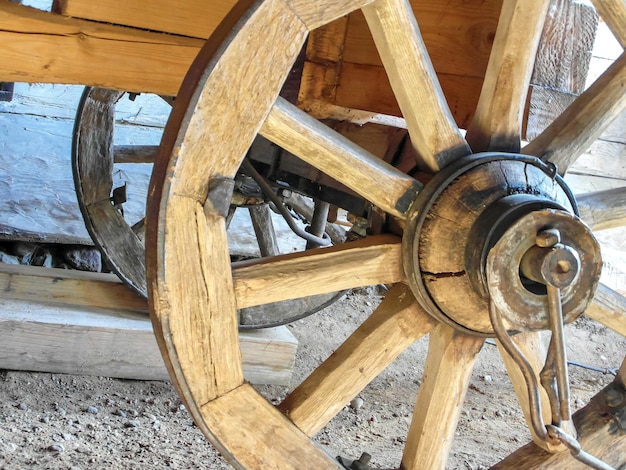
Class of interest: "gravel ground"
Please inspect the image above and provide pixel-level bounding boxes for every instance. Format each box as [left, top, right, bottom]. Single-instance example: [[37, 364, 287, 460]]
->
[[0, 290, 624, 469]]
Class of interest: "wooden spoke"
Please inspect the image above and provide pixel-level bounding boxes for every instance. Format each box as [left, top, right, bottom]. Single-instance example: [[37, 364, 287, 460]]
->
[[578, 187, 626, 230], [232, 235, 404, 309], [401, 325, 484, 470], [279, 284, 435, 436], [522, 52, 626, 175], [361, 0, 471, 172], [200, 384, 340, 468], [260, 98, 421, 219], [497, 332, 565, 453], [465, 0, 550, 153], [586, 283, 626, 337], [591, 0, 626, 48], [248, 205, 280, 257], [113, 145, 159, 164]]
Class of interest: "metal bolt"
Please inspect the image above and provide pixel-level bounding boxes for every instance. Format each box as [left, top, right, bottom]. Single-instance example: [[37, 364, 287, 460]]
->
[[536, 228, 561, 248], [557, 259, 571, 274]]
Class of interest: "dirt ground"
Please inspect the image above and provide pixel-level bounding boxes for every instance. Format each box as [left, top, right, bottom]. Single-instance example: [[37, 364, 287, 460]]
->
[[0, 288, 623, 470]]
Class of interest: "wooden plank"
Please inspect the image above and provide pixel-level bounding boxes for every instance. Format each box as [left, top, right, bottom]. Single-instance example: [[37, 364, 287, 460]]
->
[[55, 0, 236, 39], [232, 235, 404, 309], [491, 375, 626, 469], [0, 2, 203, 94], [0, 263, 147, 312], [279, 284, 435, 436], [0, 297, 297, 385], [260, 98, 421, 218]]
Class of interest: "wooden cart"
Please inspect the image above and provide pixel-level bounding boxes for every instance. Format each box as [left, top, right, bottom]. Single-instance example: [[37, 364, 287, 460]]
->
[[0, 0, 625, 468]]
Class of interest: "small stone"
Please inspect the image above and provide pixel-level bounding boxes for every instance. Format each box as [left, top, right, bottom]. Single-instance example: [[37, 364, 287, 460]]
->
[[483, 375, 493, 382], [495, 410, 504, 418], [350, 397, 364, 411], [56, 408, 67, 416], [85, 406, 98, 414], [1, 442, 17, 453], [41, 416, 50, 424], [114, 410, 127, 418], [17, 403, 28, 411], [0, 252, 20, 265], [47, 444, 65, 453], [63, 433, 76, 441], [125, 420, 140, 428], [62, 246, 102, 272]]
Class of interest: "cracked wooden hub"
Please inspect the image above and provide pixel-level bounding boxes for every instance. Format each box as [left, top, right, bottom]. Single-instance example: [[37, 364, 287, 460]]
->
[[403, 153, 588, 335]]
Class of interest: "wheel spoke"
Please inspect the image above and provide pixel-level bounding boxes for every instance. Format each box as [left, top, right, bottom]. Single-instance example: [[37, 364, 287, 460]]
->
[[401, 325, 484, 470], [232, 235, 404, 309], [497, 332, 565, 452], [465, 0, 550, 153], [260, 98, 421, 219], [591, 0, 626, 48], [361, 0, 471, 172], [522, 52, 626, 175], [279, 284, 435, 436], [113, 145, 159, 164], [586, 283, 626, 337], [248, 205, 280, 257], [578, 187, 626, 230]]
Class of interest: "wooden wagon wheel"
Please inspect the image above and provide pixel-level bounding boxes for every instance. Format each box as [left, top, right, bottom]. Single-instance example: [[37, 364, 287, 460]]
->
[[146, 0, 626, 468], [72, 87, 343, 328]]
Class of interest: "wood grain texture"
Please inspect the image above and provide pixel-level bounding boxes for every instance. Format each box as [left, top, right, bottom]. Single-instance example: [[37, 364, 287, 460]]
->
[[586, 282, 626, 337], [0, 297, 297, 385], [248, 205, 280, 257], [362, 0, 470, 171], [232, 235, 404, 309], [491, 378, 626, 468], [0, 2, 202, 94], [523, 52, 626, 175], [578, 187, 626, 230], [56, 0, 235, 39], [401, 325, 484, 470], [0, 263, 146, 312], [283, 0, 375, 31], [114, 145, 159, 164], [200, 384, 340, 469], [591, 0, 626, 48], [466, 0, 550, 153], [161, 0, 308, 199], [151, 195, 243, 410], [279, 284, 435, 436], [260, 98, 421, 218]]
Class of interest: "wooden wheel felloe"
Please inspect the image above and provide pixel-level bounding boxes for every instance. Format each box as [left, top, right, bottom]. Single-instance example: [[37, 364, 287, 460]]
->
[[73, 87, 343, 328], [146, 0, 626, 468]]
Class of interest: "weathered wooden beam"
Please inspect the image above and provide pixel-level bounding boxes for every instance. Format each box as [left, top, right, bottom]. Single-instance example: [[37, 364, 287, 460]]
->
[[0, 264, 297, 385], [491, 362, 626, 469], [0, 2, 202, 94], [0, 298, 297, 385], [54, 0, 235, 39]]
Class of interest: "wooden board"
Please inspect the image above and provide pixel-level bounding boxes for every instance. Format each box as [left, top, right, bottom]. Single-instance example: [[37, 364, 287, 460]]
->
[[54, 0, 236, 39], [0, 265, 297, 385], [0, 2, 203, 95]]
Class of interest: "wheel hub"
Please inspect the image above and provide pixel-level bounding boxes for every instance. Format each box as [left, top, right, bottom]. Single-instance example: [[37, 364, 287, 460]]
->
[[403, 153, 602, 336]]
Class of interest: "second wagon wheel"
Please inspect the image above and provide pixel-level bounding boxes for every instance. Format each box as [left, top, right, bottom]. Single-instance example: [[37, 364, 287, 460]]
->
[[72, 87, 344, 328], [146, 0, 626, 468]]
